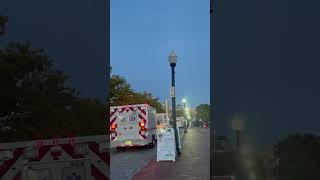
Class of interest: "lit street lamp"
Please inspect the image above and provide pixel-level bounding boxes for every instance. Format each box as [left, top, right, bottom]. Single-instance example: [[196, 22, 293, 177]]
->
[[182, 98, 189, 131], [169, 50, 181, 155], [182, 98, 187, 109]]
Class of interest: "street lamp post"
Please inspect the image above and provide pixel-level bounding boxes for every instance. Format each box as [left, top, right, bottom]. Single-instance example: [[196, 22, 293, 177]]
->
[[169, 50, 181, 155]]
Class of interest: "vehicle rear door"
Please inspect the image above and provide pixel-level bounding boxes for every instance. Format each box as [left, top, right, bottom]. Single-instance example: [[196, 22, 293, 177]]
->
[[117, 111, 139, 142]]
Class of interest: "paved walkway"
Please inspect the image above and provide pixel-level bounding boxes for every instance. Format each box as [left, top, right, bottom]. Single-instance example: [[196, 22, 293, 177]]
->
[[133, 127, 210, 180]]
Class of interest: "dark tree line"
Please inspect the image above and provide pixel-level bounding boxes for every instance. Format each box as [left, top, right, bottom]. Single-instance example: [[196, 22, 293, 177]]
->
[[110, 69, 165, 113], [0, 16, 106, 142]]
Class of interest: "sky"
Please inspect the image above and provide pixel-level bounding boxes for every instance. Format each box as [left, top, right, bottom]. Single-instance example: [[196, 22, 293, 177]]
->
[[3, 0, 319, 151], [110, 0, 210, 108], [215, 0, 320, 150], [0, 0, 108, 101]]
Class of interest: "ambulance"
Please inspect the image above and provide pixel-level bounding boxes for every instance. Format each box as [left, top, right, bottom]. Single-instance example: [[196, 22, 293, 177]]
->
[[110, 104, 157, 150], [0, 135, 109, 180]]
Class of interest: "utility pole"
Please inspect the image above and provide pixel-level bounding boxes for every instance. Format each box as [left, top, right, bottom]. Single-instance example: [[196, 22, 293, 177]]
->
[[168, 50, 181, 156]]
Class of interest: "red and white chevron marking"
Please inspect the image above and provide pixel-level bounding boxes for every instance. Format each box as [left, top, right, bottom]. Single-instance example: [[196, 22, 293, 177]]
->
[[110, 107, 118, 141], [110, 105, 149, 140], [0, 142, 109, 180]]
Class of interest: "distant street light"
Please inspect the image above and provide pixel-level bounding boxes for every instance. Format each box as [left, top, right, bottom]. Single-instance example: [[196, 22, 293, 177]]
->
[[169, 50, 181, 155], [182, 98, 187, 108]]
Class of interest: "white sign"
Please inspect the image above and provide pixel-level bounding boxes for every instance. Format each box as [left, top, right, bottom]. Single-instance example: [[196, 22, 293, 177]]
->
[[170, 87, 175, 97], [177, 127, 181, 150], [157, 128, 176, 162]]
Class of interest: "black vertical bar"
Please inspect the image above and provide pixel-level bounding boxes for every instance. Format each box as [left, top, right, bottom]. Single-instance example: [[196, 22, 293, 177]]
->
[[171, 64, 180, 155]]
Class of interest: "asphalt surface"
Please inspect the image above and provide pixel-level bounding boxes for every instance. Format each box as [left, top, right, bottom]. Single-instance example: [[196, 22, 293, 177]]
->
[[110, 145, 156, 180], [110, 128, 185, 180]]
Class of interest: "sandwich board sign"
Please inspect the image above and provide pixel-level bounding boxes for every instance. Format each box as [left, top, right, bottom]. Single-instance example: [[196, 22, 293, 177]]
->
[[157, 128, 176, 162]]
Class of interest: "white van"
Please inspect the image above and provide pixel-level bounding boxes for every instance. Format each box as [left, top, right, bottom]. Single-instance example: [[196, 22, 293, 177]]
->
[[110, 104, 157, 150]]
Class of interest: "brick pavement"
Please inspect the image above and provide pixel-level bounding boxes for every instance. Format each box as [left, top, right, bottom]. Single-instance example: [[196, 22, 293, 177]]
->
[[133, 127, 210, 180]]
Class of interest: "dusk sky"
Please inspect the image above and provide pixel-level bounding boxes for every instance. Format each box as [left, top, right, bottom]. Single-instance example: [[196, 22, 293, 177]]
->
[[1, 0, 108, 101], [111, 0, 210, 108], [2, 0, 320, 151], [215, 0, 320, 150]]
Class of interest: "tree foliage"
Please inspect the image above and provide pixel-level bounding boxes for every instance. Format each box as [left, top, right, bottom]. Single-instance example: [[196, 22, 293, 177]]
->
[[110, 73, 164, 113], [0, 42, 106, 142], [0, 15, 8, 35], [195, 104, 210, 124], [275, 133, 320, 180]]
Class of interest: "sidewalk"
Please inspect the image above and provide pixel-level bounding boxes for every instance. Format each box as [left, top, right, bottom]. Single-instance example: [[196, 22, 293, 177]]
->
[[133, 127, 210, 180]]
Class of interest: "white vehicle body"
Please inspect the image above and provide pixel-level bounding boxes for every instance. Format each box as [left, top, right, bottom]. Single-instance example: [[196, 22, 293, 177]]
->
[[0, 135, 109, 180], [156, 113, 170, 127], [110, 104, 157, 148], [176, 117, 185, 128]]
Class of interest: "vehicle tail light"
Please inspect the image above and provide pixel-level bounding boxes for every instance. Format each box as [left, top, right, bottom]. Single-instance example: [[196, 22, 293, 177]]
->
[[111, 124, 117, 132], [139, 122, 145, 131]]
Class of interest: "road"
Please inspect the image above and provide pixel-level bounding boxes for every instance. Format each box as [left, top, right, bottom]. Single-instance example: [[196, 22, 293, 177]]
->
[[110, 145, 156, 180], [110, 128, 185, 180]]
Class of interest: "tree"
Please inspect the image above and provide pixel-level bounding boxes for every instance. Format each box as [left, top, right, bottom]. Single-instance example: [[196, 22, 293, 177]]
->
[[110, 74, 135, 106], [110, 71, 164, 113], [0, 41, 106, 142], [195, 104, 210, 124], [0, 15, 8, 35], [275, 133, 320, 180]]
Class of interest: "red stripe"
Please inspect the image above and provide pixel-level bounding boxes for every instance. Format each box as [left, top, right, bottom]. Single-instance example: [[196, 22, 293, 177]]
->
[[110, 108, 118, 117], [61, 144, 84, 159], [111, 132, 117, 141], [138, 107, 146, 115], [91, 164, 108, 180], [88, 142, 110, 166], [0, 148, 24, 179], [29, 145, 51, 162], [138, 114, 146, 122], [139, 130, 147, 139], [12, 171, 21, 180], [110, 116, 116, 125], [51, 151, 62, 160]]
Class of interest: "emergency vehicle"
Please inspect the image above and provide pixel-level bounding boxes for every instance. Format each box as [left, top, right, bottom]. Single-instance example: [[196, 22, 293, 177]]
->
[[110, 104, 157, 150], [0, 135, 109, 180]]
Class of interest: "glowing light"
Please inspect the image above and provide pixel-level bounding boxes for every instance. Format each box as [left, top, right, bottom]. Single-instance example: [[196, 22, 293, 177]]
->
[[182, 98, 187, 103]]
